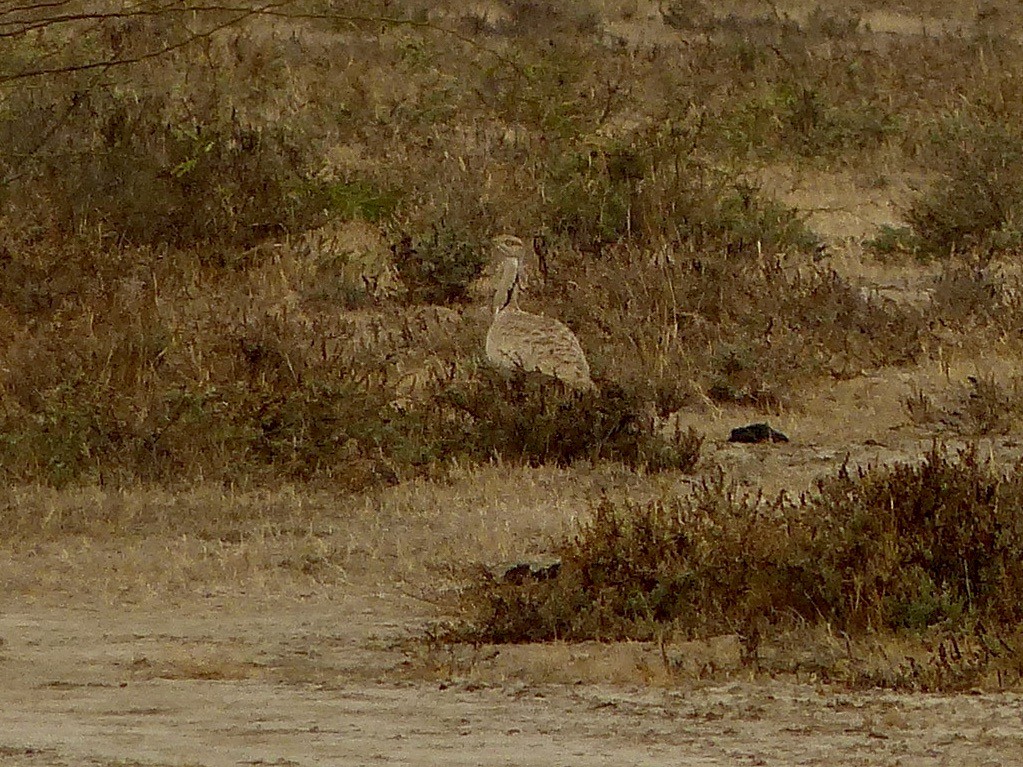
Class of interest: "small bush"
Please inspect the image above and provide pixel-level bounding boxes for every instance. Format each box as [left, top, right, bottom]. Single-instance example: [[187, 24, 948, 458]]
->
[[867, 225, 921, 260], [907, 122, 1023, 258], [4, 88, 339, 248], [319, 180, 399, 223], [440, 367, 703, 472], [506, 0, 601, 37], [942, 375, 1023, 436], [778, 85, 897, 157], [542, 144, 636, 251], [929, 264, 1004, 328], [541, 244, 921, 410], [540, 128, 820, 253], [391, 224, 490, 305]]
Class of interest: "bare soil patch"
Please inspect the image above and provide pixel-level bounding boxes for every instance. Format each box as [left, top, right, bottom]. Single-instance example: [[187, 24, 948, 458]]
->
[[3, 588, 1023, 766]]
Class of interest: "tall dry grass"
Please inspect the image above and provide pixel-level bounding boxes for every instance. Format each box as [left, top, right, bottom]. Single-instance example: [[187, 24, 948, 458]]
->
[[0, 1, 1022, 486]]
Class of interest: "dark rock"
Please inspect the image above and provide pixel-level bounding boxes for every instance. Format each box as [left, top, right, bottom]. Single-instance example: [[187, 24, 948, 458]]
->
[[728, 423, 789, 444]]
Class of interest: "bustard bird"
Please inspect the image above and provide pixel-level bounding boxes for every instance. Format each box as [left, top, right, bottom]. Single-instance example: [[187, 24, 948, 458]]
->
[[485, 235, 596, 392]]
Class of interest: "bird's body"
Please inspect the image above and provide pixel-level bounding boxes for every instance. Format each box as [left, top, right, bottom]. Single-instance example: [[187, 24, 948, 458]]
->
[[485, 237, 595, 392]]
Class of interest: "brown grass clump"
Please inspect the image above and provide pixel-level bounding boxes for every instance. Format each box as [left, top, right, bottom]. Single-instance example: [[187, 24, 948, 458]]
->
[[916, 374, 1023, 436], [904, 122, 1023, 259], [915, 259, 1023, 349], [542, 241, 923, 410]]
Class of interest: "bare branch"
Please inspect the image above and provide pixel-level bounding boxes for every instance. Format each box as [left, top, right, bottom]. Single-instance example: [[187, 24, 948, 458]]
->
[[0, 3, 277, 37], [0, 1, 524, 85], [0, 1, 76, 19], [0, 0, 300, 83]]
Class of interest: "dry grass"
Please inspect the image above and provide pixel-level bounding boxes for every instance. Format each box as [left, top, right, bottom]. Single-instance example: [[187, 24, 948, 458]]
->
[[446, 446, 1023, 690], [412, 623, 1023, 692], [0, 462, 640, 602], [4, 1, 1022, 488], [5, 0, 1023, 693]]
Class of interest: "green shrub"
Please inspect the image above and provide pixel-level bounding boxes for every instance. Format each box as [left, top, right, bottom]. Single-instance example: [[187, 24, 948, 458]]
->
[[2, 84, 338, 247], [319, 180, 399, 223], [440, 367, 703, 472], [867, 225, 921, 260], [542, 145, 636, 251], [539, 127, 820, 253], [391, 224, 491, 305]]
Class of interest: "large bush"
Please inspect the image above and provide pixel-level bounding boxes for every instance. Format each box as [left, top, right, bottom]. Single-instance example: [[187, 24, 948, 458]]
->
[[455, 446, 1023, 643]]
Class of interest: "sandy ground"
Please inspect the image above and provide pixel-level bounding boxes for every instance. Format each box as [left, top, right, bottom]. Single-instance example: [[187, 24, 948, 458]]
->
[[2, 580, 1023, 766]]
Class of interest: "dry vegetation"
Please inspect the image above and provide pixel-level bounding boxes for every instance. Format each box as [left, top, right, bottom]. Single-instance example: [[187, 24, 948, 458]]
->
[[6, 0, 1023, 703], [452, 446, 1023, 688]]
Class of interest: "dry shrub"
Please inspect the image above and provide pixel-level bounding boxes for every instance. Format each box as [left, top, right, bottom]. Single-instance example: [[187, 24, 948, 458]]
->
[[0, 327, 406, 488], [867, 225, 920, 261], [929, 264, 1004, 326], [843, 631, 1023, 693], [441, 368, 703, 472], [55, 106, 335, 247], [455, 446, 1023, 644], [920, 374, 1023, 437], [911, 260, 1023, 343], [905, 121, 1023, 258], [539, 242, 922, 409], [673, 10, 900, 161], [485, 0, 601, 37], [721, 82, 899, 160]]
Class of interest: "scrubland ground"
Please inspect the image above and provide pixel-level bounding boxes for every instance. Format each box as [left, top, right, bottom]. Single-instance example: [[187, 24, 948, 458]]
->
[[5, 459, 1023, 766], [6, 0, 1023, 763]]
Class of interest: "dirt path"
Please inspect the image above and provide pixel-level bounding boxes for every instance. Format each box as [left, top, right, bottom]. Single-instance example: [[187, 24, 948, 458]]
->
[[2, 593, 1023, 767]]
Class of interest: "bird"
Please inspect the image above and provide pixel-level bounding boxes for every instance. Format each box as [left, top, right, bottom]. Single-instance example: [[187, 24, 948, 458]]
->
[[484, 235, 596, 392]]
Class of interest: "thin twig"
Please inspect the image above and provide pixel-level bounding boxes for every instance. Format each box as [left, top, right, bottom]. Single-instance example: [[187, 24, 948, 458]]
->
[[0, 2, 525, 84]]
